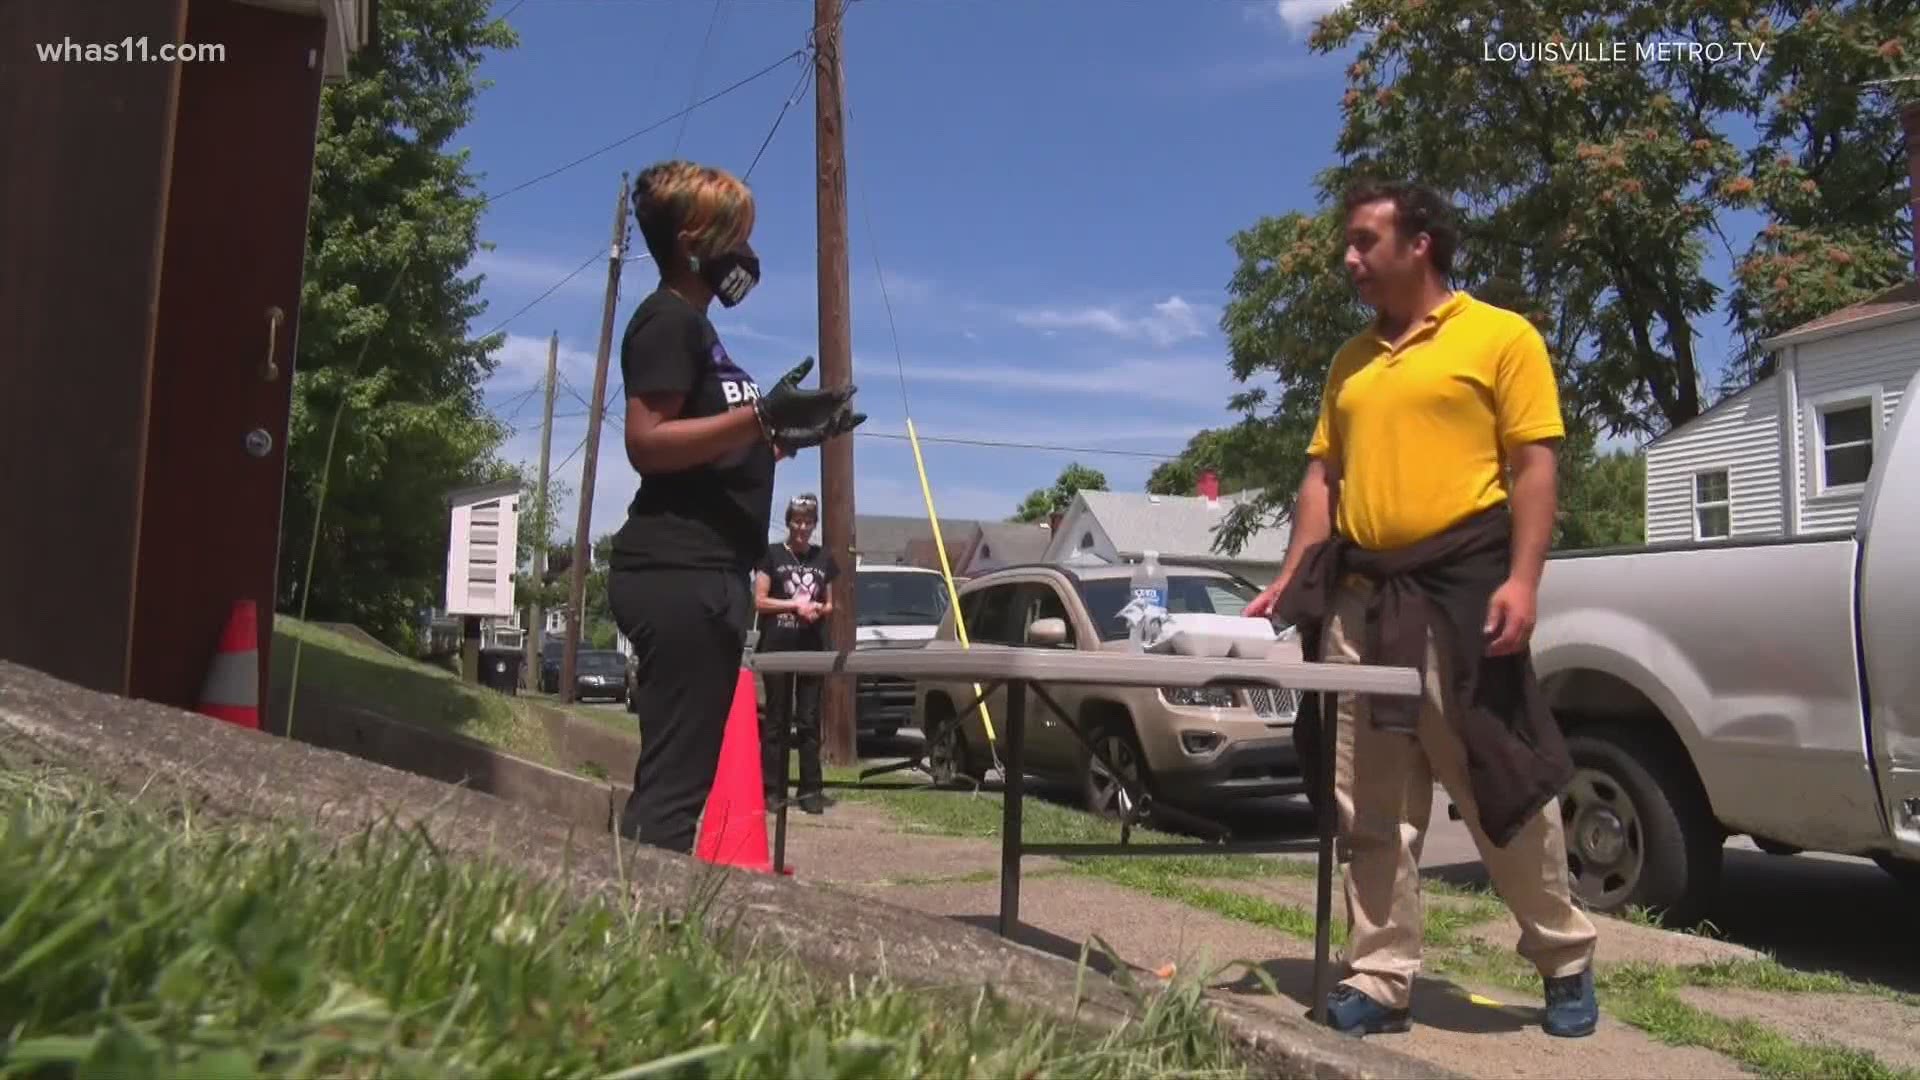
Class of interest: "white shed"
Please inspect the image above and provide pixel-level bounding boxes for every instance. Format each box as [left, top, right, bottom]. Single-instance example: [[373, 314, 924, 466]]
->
[[444, 479, 521, 617], [1644, 282, 1920, 543]]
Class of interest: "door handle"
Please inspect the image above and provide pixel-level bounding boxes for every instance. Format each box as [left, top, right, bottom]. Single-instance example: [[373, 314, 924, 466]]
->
[[263, 306, 284, 381]]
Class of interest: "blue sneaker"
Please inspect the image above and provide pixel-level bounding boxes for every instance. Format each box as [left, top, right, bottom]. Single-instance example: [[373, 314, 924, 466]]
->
[[1543, 968, 1598, 1037], [1321, 984, 1412, 1036]]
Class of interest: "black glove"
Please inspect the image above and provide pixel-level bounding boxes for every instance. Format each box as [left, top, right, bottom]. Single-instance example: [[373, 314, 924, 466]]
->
[[770, 404, 867, 456], [756, 356, 854, 432]]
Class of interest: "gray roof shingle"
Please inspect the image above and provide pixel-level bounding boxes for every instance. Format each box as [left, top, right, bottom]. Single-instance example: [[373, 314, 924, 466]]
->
[[968, 521, 1053, 565], [1076, 490, 1290, 563]]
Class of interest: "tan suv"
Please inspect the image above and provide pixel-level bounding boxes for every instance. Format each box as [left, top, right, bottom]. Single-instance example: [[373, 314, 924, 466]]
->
[[912, 562, 1306, 819]]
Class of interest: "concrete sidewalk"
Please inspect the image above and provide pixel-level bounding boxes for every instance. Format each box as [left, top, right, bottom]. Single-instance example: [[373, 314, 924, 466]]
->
[[777, 800, 1913, 1080]]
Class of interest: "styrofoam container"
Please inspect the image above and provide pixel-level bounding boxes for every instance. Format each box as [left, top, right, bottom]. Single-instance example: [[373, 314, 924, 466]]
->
[[1147, 613, 1278, 658]]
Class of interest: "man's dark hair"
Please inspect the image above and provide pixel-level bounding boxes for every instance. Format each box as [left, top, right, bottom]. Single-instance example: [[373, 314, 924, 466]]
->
[[1342, 179, 1460, 277]]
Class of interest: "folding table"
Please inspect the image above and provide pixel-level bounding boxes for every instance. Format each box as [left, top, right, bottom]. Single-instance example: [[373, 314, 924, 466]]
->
[[751, 640, 1421, 1024]]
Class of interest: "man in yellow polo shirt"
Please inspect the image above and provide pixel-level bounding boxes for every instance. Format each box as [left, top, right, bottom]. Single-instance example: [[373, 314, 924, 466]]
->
[[1246, 180, 1599, 1039]]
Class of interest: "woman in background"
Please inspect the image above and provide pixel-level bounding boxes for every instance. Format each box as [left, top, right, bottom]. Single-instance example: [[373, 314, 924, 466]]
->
[[754, 493, 837, 815], [608, 160, 862, 852]]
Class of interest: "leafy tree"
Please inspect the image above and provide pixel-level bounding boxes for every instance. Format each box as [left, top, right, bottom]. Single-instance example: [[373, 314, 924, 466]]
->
[[1725, 4, 1920, 386], [519, 532, 618, 647], [1146, 426, 1289, 497], [279, 0, 518, 650], [1555, 435, 1647, 550], [1012, 464, 1108, 523]]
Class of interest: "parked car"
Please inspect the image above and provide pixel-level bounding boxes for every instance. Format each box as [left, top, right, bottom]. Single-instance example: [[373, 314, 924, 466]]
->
[[851, 564, 955, 739], [912, 563, 1304, 818], [748, 563, 956, 741], [577, 648, 631, 703], [1509, 367, 1920, 924]]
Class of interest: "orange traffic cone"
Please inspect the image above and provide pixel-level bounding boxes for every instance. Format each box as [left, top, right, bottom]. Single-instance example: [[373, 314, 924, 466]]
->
[[198, 600, 261, 730], [694, 666, 792, 875]]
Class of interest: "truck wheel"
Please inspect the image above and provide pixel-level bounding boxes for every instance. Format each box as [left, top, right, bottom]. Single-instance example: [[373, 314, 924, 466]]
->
[[924, 698, 983, 787], [1562, 725, 1722, 927], [1872, 853, 1920, 891], [1082, 717, 1153, 822]]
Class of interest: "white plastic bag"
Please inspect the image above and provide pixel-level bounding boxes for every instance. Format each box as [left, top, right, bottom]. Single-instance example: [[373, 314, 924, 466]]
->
[[1117, 596, 1171, 650]]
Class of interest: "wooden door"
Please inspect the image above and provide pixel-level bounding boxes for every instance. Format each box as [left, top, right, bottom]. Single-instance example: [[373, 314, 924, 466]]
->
[[130, 0, 328, 712], [0, 0, 185, 695]]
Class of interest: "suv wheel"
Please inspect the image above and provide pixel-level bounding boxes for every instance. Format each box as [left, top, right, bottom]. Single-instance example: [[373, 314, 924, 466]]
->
[[1082, 718, 1152, 821], [924, 698, 983, 787]]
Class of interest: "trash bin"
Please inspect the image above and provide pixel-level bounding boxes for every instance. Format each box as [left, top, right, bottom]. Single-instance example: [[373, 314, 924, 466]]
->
[[479, 648, 523, 695]]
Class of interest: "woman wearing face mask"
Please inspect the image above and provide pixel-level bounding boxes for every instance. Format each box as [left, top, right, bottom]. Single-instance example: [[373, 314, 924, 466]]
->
[[609, 160, 864, 853]]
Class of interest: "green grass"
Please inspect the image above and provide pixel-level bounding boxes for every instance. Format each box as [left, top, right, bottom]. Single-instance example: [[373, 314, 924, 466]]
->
[[272, 618, 646, 770], [0, 762, 1255, 1079], [835, 773, 1920, 1080], [273, 619, 553, 762], [1597, 965, 1917, 1080]]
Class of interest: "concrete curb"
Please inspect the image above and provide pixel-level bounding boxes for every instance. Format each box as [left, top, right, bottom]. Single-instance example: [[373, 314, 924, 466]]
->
[[4, 661, 1450, 1080]]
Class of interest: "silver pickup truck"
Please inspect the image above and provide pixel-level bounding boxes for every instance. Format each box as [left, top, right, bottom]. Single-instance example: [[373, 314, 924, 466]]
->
[[1532, 369, 1918, 925]]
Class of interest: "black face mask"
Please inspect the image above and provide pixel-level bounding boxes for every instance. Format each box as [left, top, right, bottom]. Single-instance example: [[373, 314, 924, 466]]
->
[[694, 241, 759, 308]]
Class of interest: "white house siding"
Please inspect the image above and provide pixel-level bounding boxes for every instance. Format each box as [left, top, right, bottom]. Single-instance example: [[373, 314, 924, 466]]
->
[[1644, 384, 1784, 544], [1791, 320, 1919, 535]]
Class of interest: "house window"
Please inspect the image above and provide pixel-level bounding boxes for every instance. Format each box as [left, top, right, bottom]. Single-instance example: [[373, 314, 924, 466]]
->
[[1693, 469, 1731, 540], [1080, 532, 1094, 549], [1815, 399, 1875, 491]]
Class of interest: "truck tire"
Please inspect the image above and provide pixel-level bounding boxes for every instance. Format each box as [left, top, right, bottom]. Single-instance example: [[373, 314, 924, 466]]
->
[[1562, 725, 1722, 927], [1872, 853, 1920, 891]]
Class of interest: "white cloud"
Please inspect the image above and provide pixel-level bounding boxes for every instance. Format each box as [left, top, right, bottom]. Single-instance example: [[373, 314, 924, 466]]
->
[[901, 355, 1236, 409], [486, 332, 599, 392], [471, 247, 604, 299], [1011, 296, 1212, 348], [1273, 0, 1346, 35]]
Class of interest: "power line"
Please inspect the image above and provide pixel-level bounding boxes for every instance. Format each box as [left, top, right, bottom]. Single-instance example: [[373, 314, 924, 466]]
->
[[480, 45, 806, 206], [673, 0, 729, 155], [551, 428, 592, 477], [475, 248, 603, 339], [856, 430, 1184, 462], [842, 96, 912, 417], [744, 53, 813, 180]]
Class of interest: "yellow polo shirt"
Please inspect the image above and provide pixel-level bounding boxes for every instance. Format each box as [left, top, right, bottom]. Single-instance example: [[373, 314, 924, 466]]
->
[[1307, 292, 1564, 551]]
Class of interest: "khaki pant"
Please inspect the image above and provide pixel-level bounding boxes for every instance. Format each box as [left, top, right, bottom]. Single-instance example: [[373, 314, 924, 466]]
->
[[1323, 576, 1597, 1009]]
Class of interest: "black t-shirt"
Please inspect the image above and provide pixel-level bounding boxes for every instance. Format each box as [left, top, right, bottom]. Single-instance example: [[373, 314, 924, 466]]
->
[[610, 288, 776, 574], [756, 542, 839, 651]]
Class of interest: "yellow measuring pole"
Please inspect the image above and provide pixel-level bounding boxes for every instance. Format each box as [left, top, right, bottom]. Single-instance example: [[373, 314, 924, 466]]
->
[[905, 417, 998, 746]]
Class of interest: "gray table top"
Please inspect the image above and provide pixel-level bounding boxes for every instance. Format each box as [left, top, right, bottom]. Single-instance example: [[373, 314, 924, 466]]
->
[[749, 640, 1420, 697]]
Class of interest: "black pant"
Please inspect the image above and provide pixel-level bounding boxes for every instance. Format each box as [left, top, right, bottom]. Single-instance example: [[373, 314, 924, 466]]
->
[[761, 666, 823, 800], [610, 566, 750, 853]]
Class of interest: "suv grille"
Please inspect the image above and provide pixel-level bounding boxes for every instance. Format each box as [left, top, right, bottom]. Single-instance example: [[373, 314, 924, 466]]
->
[[1246, 686, 1300, 720]]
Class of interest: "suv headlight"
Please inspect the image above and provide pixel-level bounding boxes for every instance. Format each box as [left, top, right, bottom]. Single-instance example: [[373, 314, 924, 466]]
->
[[1161, 686, 1235, 709]]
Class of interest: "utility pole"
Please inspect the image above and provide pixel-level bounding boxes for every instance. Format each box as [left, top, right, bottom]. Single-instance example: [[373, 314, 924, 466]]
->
[[562, 172, 629, 704], [525, 331, 559, 692], [814, 0, 858, 766]]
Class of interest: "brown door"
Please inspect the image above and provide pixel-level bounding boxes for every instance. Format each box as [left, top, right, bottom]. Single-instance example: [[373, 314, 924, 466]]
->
[[130, 0, 328, 713]]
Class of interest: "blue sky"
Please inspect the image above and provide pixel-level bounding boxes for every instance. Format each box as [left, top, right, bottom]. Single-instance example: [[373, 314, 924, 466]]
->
[[461, 0, 1759, 550]]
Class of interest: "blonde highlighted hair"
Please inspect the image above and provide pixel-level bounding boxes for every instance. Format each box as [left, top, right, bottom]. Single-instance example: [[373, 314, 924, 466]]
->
[[632, 160, 755, 269]]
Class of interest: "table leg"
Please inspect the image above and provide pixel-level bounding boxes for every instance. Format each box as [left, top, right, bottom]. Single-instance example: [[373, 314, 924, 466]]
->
[[1312, 692, 1335, 1025], [998, 678, 1027, 937], [772, 712, 790, 874]]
